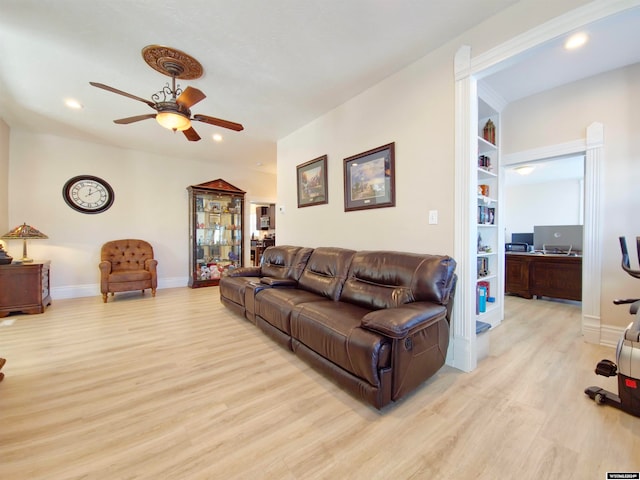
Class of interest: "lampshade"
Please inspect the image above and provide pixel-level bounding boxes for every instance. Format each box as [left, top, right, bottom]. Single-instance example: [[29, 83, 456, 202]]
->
[[156, 111, 191, 131], [1, 222, 48, 263]]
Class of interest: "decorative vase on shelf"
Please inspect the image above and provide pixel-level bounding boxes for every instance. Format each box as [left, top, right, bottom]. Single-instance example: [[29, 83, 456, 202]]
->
[[483, 119, 496, 145]]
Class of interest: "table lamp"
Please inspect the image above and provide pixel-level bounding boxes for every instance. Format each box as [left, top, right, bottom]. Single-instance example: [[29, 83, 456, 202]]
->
[[1, 223, 48, 263]]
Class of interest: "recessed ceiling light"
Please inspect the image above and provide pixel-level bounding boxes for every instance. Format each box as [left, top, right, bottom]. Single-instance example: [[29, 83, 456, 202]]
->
[[256, 162, 263, 166], [212, 134, 223, 142], [515, 165, 535, 176], [564, 32, 588, 51], [64, 99, 83, 109]]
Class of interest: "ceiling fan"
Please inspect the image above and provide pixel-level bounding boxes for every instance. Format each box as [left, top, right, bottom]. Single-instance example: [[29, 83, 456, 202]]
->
[[90, 45, 243, 142]]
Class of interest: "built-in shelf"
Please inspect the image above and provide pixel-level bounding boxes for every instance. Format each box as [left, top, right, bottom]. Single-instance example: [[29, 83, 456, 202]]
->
[[478, 167, 497, 179], [475, 95, 504, 338]]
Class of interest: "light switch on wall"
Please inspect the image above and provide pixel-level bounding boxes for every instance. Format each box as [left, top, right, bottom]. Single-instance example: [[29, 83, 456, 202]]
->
[[428, 210, 438, 225]]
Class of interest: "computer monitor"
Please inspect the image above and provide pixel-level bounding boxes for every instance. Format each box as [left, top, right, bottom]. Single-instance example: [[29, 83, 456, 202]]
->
[[511, 232, 534, 246], [534, 225, 583, 253]]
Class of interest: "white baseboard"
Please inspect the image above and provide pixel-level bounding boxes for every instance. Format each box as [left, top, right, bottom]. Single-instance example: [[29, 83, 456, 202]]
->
[[51, 284, 98, 299], [600, 324, 626, 348], [51, 276, 189, 300], [448, 335, 475, 372], [158, 276, 190, 290]]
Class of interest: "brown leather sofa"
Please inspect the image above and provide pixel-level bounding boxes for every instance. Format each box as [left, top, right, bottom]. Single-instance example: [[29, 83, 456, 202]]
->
[[219, 245, 457, 409], [99, 239, 158, 303]]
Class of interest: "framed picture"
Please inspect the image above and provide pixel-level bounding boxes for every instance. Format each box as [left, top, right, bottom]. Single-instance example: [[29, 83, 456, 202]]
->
[[343, 142, 395, 212], [205, 200, 221, 213], [297, 155, 328, 208]]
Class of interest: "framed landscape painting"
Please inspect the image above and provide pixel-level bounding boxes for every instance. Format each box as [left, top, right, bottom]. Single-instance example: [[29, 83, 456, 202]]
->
[[343, 143, 395, 212], [297, 155, 328, 208]]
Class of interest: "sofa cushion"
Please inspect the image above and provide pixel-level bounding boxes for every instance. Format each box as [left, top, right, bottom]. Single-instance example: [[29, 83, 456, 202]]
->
[[219, 245, 313, 310], [297, 247, 356, 301], [261, 245, 313, 280], [109, 270, 151, 283], [255, 288, 327, 336], [291, 301, 391, 387], [341, 251, 456, 309], [219, 276, 258, 308]]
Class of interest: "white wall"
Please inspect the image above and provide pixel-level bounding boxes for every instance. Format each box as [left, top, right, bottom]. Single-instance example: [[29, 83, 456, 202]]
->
[[505, 179, 583, 237], [7, 129, 276, 298], [502, 62, 640, 328], [277, 45, 456, 255], [275, 0, 592, 256], [0, 118, 9, 234]]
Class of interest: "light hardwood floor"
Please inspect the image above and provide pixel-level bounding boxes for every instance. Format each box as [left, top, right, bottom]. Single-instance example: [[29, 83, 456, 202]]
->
[[0, 288, 638, 479]]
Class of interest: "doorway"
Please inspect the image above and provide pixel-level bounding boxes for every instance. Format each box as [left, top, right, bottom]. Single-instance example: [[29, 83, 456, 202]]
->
[[502, 152, 586, 309], [503, 154, 585, 243], [452, 1, 622, 371], [249, 201, 276, 266]]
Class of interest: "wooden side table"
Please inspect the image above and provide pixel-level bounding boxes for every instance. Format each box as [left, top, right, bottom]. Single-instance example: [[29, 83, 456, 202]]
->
[[0, 261, 51, 317]]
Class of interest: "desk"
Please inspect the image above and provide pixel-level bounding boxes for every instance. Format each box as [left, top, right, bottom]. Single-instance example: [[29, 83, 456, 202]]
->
[[505, 253, 582, 301], [0, 261, 51, 317]]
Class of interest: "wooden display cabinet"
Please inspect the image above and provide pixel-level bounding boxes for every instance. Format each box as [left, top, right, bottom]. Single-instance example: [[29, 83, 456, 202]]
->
[[187, 179, 245, 288]]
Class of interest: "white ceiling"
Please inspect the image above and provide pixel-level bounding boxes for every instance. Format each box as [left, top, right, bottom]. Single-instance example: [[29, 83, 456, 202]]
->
[[0, 1, 638, 176], [0, 0, 521, 174], [504, 155, 584, 186], [482, 5, 640, 102]]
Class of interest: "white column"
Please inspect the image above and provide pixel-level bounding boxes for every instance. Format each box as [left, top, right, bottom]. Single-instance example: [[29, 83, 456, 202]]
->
[[582, 122, 604, 344], [452, 46, 477, 372]]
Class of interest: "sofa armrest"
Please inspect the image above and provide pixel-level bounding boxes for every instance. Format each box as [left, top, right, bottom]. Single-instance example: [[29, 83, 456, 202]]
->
[[260, 277, 297, 287], [361, 302, 447, 339], [227, 266, 262, 277], [98, 261, 111, 294], [98, 260, 112, 275], [145, 258, 158, 272]]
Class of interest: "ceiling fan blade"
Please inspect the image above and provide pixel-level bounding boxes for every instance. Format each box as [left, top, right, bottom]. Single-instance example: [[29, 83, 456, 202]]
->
[[193, 114, 244, 132], [89, 82, 156, 109], [113, 114, 157, 124], [176, 86, 206, 109], [183, 126, 201, 142]]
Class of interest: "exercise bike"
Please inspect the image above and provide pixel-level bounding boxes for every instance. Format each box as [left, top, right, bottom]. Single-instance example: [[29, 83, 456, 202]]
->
[[585, 236, 640, 417]]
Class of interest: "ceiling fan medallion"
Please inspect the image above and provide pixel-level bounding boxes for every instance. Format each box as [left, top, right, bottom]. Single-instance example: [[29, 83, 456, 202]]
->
[[141, 45, 203, 80]]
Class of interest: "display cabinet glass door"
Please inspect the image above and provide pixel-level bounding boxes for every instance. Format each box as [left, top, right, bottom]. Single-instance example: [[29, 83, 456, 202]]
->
[[188, 179, 245, 288]]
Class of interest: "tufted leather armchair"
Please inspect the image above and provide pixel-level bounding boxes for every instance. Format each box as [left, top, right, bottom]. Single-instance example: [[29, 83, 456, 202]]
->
[[99, 239, 158, 303]]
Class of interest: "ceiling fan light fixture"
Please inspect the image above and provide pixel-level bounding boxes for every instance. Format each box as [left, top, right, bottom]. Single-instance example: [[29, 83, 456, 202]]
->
[[156, 111, 191, 131]]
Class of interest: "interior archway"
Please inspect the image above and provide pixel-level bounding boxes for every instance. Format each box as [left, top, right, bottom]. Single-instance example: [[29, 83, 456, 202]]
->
[[451, 1, 624, 372]]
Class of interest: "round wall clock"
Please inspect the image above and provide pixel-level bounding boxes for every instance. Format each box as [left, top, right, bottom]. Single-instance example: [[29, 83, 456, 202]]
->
[[63, 175, 115, 214]]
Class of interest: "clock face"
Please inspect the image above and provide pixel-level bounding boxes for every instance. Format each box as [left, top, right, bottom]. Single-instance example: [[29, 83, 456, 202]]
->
[[63, 175, 114, 214]]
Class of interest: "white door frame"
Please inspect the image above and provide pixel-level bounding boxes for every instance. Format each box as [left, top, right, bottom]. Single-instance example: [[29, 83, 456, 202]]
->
[[501, 131, 605, 347], [451, 0, 629, 372]]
